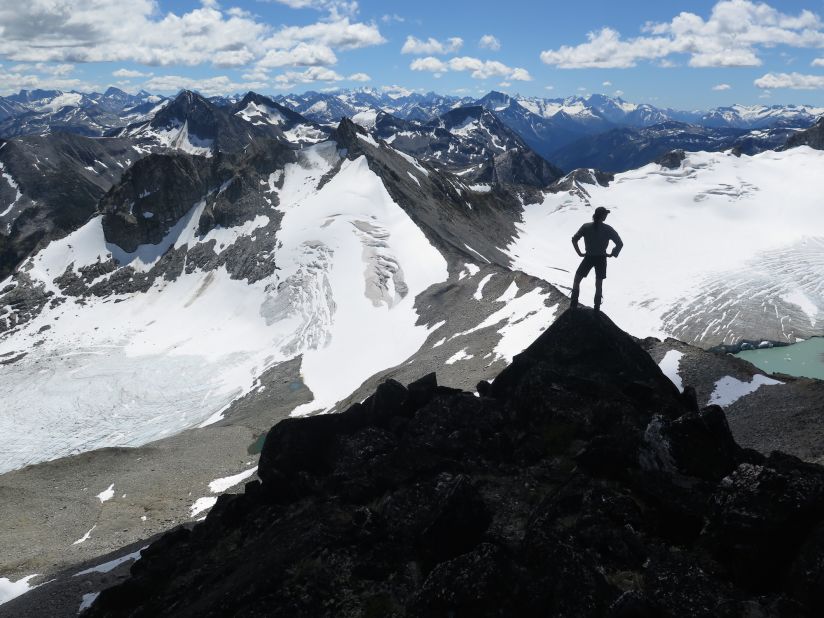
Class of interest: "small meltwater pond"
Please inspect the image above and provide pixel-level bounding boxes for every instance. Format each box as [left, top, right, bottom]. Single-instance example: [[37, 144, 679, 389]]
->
[[736, 337, 824, 380]]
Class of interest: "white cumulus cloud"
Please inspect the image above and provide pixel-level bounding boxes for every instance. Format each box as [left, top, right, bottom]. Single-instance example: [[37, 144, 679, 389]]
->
[[112, 68, 153, 78], [449, 57, 532, 80], [540, 1, 824, 69], [712, 83, 732, 90], [258, 43, 338, 68], [266, 0, 359, 17], [143, 74, 267, 96], [410, 56, 448, 73], [754, 71, 824, 89], [264, 18, 385, 51], [401, 36, 463, 55], [411, 55, 531, 81], [478, 35, 501, 51], [0, 1, 385, 77]]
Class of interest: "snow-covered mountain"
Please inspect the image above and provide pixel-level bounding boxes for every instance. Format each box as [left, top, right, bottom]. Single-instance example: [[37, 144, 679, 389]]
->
[[474, 91, 824, 162], [3, 86, 822, 174], [696, 103, 824, 129], [231, 92, 329, 145], [113, 90, 282, 156], [370, 107, 564, 187], [273, 88, 472, 126], [0, 116, 542, 473], [0, 88, 168, 139], [0, 91, 327, 282]]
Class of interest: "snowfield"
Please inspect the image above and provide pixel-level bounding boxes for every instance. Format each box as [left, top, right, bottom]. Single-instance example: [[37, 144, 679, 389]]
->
[[3, 139, 822, 475], [0, 143, 447, 473], [506, 147, 824, 345]]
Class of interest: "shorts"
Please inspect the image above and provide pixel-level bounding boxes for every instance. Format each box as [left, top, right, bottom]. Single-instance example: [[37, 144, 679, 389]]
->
[[575, 255, 607, 280]]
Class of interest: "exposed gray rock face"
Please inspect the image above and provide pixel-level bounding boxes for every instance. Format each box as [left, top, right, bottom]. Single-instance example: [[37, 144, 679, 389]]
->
[[148, 90, 285, 153], [0, 132, 141, 280], [100, 154, 214, 252], [546, 168, 615, 206], [97, 139, 296, 281], [465, 148, 564, 188], [0, 273, 53, 335]]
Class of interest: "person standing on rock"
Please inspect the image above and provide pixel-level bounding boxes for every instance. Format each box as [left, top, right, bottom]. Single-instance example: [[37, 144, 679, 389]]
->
[[570, 206, 623, 312]]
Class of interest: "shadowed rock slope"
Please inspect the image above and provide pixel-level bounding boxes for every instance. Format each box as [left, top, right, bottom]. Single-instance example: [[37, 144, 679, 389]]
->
[[87, 309, 824, 617], [784, 116, 824, 150]]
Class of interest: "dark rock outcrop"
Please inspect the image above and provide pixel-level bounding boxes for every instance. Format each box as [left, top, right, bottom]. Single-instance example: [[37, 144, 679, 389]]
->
[[86, 309, 824, 617], [784, 117, 824, 150], [99, 140, 295, 256], [548, 168, 614, 198], [656, 149, 686, 169], [0, 132, 139, 279], [99, 153, 213, 252], [467, 148, 564, 188], [230, 92, 330, 145], [147, 90, 285, 154]]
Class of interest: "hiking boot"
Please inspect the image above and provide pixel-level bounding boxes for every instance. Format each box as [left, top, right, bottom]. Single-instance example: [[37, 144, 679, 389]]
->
[[594, 294, 602, 313]]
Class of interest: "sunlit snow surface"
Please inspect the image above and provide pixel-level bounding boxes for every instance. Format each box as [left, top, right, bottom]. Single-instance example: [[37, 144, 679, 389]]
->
[[709, 374, 783, 407], [506, 147, 824, 344], [657, 350, 684, 393], [0, 574, 39, 606], [0, 144, 447, 473]]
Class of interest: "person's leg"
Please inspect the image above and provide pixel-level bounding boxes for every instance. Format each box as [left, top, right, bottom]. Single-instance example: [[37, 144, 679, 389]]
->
[[570, 272, 583, 307], [593, 257, 607, 312], [594, 276, 603, 312], [571, 258, 590, 308]]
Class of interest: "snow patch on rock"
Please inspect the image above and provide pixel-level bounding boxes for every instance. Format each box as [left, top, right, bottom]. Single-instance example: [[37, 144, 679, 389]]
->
[[709, 374, 783, 407]]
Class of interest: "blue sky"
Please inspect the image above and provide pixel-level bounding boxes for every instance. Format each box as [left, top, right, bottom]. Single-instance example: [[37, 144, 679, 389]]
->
[[2, 0, 824, 108]]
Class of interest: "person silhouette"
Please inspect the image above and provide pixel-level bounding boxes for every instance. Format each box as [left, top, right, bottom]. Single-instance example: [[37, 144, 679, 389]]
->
[[570, 206, 623, 312]]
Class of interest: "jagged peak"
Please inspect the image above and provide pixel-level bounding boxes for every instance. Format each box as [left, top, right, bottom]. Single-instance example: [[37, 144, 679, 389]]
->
[[491, 308, 685, 410]]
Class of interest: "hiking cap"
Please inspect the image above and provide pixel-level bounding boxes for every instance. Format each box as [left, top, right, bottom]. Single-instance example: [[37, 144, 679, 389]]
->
[[594, 206, 610, 217]]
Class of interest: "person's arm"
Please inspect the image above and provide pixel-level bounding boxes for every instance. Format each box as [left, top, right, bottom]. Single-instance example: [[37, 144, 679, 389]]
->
[[571, 226, 585, 257], [609, 228, 623, 257]]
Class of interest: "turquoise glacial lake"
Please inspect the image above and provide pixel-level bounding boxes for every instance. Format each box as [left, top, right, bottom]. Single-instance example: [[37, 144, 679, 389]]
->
[[736, 337, 824, 380]]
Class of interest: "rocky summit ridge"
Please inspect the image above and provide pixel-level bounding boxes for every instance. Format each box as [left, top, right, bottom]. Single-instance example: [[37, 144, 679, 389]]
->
[[85, 309, 824, 617]]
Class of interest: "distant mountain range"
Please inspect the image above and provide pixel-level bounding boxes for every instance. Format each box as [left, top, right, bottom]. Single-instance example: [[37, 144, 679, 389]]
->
[[2, 87, 822, 165], [2, 86, 824, 282], [0, 87, 167, 138]]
